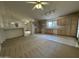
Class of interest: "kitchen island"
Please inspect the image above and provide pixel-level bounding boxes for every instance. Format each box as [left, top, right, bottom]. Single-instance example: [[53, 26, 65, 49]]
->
[[0, 28, 24, 51], [4, 28, 24, 39]]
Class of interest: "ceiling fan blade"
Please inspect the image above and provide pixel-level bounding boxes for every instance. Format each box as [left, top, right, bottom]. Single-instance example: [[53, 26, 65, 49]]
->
[[26, 2, 36, 4], [32, 7, 44, 10], [41, 2, 48, 5]]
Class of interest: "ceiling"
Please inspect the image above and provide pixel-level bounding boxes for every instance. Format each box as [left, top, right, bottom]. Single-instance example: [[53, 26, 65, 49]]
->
[[2, 1, 79, 20]]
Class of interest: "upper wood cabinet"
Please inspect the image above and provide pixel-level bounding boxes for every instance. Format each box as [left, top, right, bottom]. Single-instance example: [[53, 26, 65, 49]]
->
[[57, 17, 67, 26], [57, 14, 79, 37]]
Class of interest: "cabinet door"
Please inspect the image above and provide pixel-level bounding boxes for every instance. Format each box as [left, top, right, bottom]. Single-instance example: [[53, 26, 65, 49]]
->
[[57, 17, 67, 35], [70, 15, 78, 36], [57, 17, 66, 26]]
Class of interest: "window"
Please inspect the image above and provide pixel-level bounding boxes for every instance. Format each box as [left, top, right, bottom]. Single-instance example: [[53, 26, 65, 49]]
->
[[47, 21, 57, 29]]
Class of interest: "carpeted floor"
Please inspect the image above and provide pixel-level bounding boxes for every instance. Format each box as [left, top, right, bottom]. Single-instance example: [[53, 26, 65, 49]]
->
[[0, 35, 79, 58]]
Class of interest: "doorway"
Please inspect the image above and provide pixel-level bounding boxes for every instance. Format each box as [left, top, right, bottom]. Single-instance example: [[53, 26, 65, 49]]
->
[[77, 19, 79, 44]]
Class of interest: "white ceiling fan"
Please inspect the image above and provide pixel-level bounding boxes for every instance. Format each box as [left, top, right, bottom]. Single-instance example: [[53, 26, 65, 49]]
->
[[27, 1, 48, 10]]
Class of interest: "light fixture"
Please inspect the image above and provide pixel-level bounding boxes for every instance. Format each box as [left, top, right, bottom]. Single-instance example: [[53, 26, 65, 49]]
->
[[24, 22, 27, 24], [44, 9, 56, 15], [27, 1, 48, 10], [33, 4, 43, 10], [24, 20, 30, 24], [11, 22, 15, 24]]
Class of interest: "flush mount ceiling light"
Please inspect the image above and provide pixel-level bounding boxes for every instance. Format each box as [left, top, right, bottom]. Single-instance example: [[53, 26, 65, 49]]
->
[[24, 20, 30, 24], [11, 22, 15, 24], [27, 1, 48, 10]]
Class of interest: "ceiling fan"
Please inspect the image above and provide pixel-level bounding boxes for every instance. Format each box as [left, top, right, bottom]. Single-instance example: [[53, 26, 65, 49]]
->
[[27, 1, 48, 10]]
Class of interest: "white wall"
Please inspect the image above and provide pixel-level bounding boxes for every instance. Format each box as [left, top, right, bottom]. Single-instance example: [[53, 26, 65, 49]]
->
[[0, 2, 35, 33], [0, 2, 34, 29]]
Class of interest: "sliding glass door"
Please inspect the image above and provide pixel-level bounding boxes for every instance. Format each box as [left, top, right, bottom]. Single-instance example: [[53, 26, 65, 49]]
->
[[77, 19, 79, 42]]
